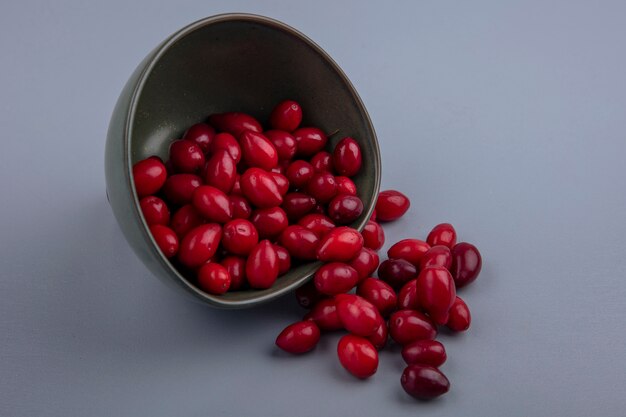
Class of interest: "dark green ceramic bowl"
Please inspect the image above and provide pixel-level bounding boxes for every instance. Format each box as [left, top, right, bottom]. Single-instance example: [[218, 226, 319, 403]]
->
[[105, 14, 381, 308]]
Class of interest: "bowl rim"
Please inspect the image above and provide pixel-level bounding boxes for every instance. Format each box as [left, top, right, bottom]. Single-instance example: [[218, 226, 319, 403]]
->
[[124, 13, 381, 308]]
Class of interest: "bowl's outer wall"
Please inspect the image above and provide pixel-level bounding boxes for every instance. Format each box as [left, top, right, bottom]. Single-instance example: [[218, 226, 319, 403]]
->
[[105, 15, 381, 308]]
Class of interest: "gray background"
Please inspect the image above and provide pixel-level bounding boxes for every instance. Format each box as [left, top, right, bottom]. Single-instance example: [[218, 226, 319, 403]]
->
[[1, 1, 625, 416]]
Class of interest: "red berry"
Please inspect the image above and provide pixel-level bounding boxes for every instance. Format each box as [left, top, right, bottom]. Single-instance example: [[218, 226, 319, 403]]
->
[[208, 112, 262, 136], [163, 174, 202, 205], [401, 340, 447, 367], [265, 130, 297, 160], [361, 220, 385, 250], [426, 223, 457, 248], [279, 225, 320, 260], [204, 149, 236, 193], [298, 213, 336, 238], [375, 190, 410, 222], [389, 310, 437, 345], [276, 320, 320, 354], [349, 248, 380, 281], [397, 279, 418, 310], [231, 174, 243, 195], [240, 131, 279, 170], [285, 160, 314, 188], [295, 281, 325, 309], [450, 242, 482, 288], [356, 278, 397, 317], [337, 335, 378, 379], [250, 207, 289, 239], [197, 262, 231, 295], [149, 225, 179, 258], [333, 137, 362, 177], [183, 123, 215, 153], [317, 226, 364, 262], [177, 224, 222, 268], [367, 319, 389, 350], [221, 219, 259, 256], [401, 365, 450, 400], [221, 256, 246, 291], [327, 194, 364, 225], [335, 294, 382, 337], [304, 298, 342, 331], [270, 172, 289, 196], [293, 127, 328, 157], [415, 266, 456, 325], [335, 176, 357, 196], [132, 158, 167, 197], [229, 195, 252, 219], [281, 192, 316, 221], [240, 168, 283, 208], [273, 244, 291, 276], [269, 100, 303, 132], [169, 204, 204, 238], [306, 173, 337, 203], [192, 185, 232, 223], [446, 296, 471, 332], [419, 245, 452, 270], [139, 196, 170, 226], [378, 258, 417, 290], [245, 240, 279, 289], [169, 140, 205, 173], [387, 239, 430, 267], [210, 133, 241, 163], [310, 151, 334, 173], [314, 263, 360, 295]]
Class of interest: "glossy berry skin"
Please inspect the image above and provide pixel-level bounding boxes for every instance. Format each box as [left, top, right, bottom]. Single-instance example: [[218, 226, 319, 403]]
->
[[250, 207, 289, 239], [397, 279, 418, 310], [169, 140, 205, 173], [163, 174, 202, 206], [245, 240, 279, 289], [419, 245, 452, 270], [304, 298, 342, 331], [273, 245, 291, 276], [132, 158, 167, 197], [197, 262, 231, 295], [317, 226, 364, 262], [270, 172, 289, 196], [281, 193, 316, 221], [415, 267, 456, 325], [192, 185, 232, 223], [306, 173, 337, 203], [378, 258, 418, 290], [297, 213, 335, 238], [275, 321, 320, 354], [221, 219, 259, 256], [264, 130, 297, 161], [401, 365, 450, 400], [337, 335, 379, 379], [279, 225, 320, 260], [294, 280, 325, 309], [387, 239, 430, 267], [357, 278, 397, 317], [401, 340, 447, 367], [293, 127, 328, 157], [169, 204, 204, 238], [149, 225, 179, 258], [446, 296, 471, 332], [375, 190, 410, 222], [208, 112, 262, 137], [285, 160, 314, 188], [333, 137, 362, 176], [240, 131, 279, 170], [204, 150, 236, 193], [210, 133, 241, 164], [139, 196, 170, 226], [221, 256, 246, 291], [389, 310, 437, 345], [367, 320, 389, 350], [177, 224, 222, 268], [349, 248, 380, 280], [327, 195, 364, 225], [269, 100, 303, 132], [335, 294, 382, 337], [314, 263, 360, 295], [427, 223, 457, 249], [229, 195, 252, 219], [310, 151, 333, 173], [334, 176, 357, 196], [240, 168, 283, 208], [183, 123, 215, 153], [361, 220, 385, 250], [231, 175, 242, 195], [450, 242, 482, 288]]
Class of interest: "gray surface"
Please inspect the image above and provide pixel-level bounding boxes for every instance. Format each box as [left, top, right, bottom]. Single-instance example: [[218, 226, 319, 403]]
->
[[1, 1, 625, 416]]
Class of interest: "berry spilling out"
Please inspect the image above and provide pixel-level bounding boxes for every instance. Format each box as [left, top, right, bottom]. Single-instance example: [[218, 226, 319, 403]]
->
[[132, 100, 484, 402]]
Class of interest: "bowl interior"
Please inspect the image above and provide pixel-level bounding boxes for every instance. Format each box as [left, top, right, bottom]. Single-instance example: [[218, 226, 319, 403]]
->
[[129, 15, 380, 306]]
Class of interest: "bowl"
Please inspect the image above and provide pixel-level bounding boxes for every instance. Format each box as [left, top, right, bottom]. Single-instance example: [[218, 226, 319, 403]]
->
[[105, 13, 381, 308]]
